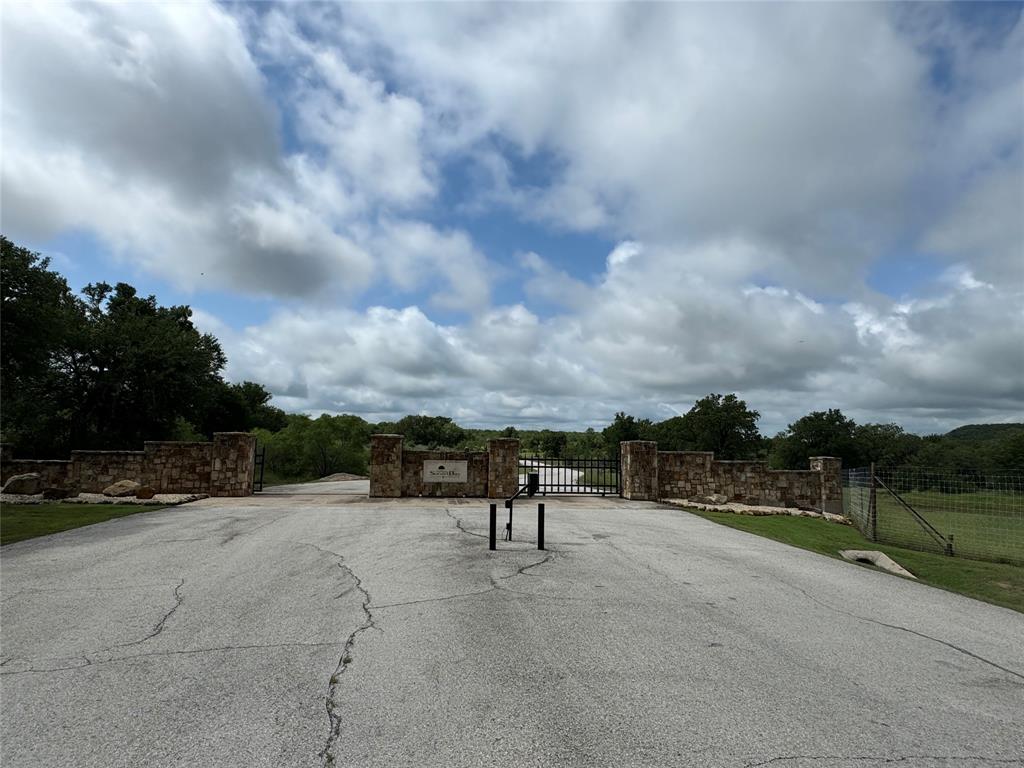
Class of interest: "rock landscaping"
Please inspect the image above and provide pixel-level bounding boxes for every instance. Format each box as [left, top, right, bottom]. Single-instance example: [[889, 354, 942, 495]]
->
[[0, 490, 207, 506], [2, 473, 42, 495], [665, 497, 851, 525]]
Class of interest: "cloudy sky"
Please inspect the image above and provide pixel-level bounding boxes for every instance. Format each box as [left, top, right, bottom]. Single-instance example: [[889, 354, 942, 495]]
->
[[2, 2, 1022, 434]]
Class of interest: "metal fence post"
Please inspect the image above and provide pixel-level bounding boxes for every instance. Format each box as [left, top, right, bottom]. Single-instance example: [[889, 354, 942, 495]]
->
[[868, 462, 877, 542], [489, 503, 496, 551], [538, 503, 545, 550]]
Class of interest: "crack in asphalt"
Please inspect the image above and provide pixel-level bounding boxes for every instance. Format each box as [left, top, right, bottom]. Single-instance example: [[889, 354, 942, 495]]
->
[[500, 552, 555, 579], [219, 514, 285, 546], [309, 509, 567, 764], [445, 507, 574, 601], [744, 756, 1024, 767], [373, 589, 497, 609], [290, 542, 378, 768], [444, 506, 488, 539], [0, 641, 346, 675], [112, 578, 185, 650], [790, 585, 1024, 683]]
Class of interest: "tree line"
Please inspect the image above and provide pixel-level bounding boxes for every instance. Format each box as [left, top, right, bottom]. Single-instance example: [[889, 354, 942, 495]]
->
[[255, 402, 1023, 484], [3, 235, 1020, 481], [1, 236, 286, 456]]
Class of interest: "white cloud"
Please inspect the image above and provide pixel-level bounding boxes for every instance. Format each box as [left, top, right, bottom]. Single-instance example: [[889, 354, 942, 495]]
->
[[331, 2, 938, 290], [371, 221, 492, 312], [3, 2, 1021, 432], [204, 240, 1023, 434], [1, 1, 488, 308]]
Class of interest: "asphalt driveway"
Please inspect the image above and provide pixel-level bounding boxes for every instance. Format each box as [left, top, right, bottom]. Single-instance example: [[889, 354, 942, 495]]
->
[[2, 483, 1022, 767]]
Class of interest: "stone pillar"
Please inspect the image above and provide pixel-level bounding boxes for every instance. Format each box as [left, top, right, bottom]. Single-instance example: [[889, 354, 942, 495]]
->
[[211, 432, 257, 497], [621, 441, 658, 501], [370, 434, 403, 498], [487, 438, 520, 499], [810, 456, 842, 515]]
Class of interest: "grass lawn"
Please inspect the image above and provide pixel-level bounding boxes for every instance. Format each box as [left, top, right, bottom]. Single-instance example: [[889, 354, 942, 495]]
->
[[845, 486, 1023, 566], [689, 508, 1024, 614], [1, 503, 171, 546], [576, 467, 620, 490]]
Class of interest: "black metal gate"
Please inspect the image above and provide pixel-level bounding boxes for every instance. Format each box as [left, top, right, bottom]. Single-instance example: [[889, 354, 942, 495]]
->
[[252, 443, 266, 492], [518, 456, 620, 496]]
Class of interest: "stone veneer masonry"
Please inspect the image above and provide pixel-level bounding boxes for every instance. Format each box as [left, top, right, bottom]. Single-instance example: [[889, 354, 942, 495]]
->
[[654, 449, 841, 510], [401, 450, 489, 497], [0, 433, 256, 497], [809, 457, 843, 514], [365, 434, 839, 509], [369, 435, 403, 498], [369, 435, 520, 498], [621, 441, 659, 501], [487, 438, 521, 499]]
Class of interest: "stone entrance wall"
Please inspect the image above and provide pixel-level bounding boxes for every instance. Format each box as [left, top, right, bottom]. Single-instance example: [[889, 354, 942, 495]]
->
[[0, 433, 256, 497], [401, 450, 488, 497], [369, 435, 520, 498], [623, 441, 841, 511], [621, 441, 659, 501]]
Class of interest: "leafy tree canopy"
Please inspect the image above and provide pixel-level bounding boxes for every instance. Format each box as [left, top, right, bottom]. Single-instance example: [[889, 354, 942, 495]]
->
[[680, 393, 762, 459], [770, 408, 860, 469], [601, 412, 653, 456], [394, 414, 467, 449], [1, 236, 285, 455]]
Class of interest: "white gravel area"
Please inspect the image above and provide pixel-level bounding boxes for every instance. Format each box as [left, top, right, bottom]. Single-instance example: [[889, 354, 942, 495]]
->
[[0, 493, 208, 506], [664, 497, 852, 524]]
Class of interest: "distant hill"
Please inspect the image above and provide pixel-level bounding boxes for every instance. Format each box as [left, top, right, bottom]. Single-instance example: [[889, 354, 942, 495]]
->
[[944, 424, 1024, 442]]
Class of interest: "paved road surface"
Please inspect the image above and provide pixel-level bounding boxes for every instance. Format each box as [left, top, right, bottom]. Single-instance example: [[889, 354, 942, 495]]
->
[[2, 483, 1022, 767]]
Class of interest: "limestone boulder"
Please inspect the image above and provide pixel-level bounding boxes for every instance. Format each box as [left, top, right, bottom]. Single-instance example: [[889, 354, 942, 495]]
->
[[2, 473, 41, 495], [134, 485, 157, 500], [708, 493, 729, 504], [103, 479, 141, 497]]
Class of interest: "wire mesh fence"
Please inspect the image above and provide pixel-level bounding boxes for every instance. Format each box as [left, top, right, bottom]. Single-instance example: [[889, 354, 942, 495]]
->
[[843, 466, 1024, 566]]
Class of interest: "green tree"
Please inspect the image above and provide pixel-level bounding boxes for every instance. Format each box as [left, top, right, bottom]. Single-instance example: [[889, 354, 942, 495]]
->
[[304, 414, 371, 477], [394, 415, 467, 449], [1, 236, 283, 454], [67, 281, 227, 449], [650, 416, 688, 451], [677, 393, 762, 459], [771, 408, 861, 469], [566, 427, 604, 457], [0, 237, 86, 455], [990, 432, 1024, 472], [852, 423, 921, 467], [536, 429, 568, 458], [256, 413, 371, 481], [197, 380, 288, 436], [601, 412, 653, 457]]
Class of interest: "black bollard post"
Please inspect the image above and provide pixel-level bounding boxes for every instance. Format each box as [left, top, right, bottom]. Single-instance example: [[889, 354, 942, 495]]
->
[[538, 503, 545, 550], [489, 503, 496, 550], [505, 498, 513, 541]]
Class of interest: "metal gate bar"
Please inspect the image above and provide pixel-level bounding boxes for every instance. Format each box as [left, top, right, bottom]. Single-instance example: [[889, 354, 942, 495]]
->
[[520, 457, 620, 496], [253, 443, 266, 492]]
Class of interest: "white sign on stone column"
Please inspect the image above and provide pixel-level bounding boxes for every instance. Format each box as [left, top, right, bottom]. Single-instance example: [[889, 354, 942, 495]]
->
[[422, 460, 468, 483]]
